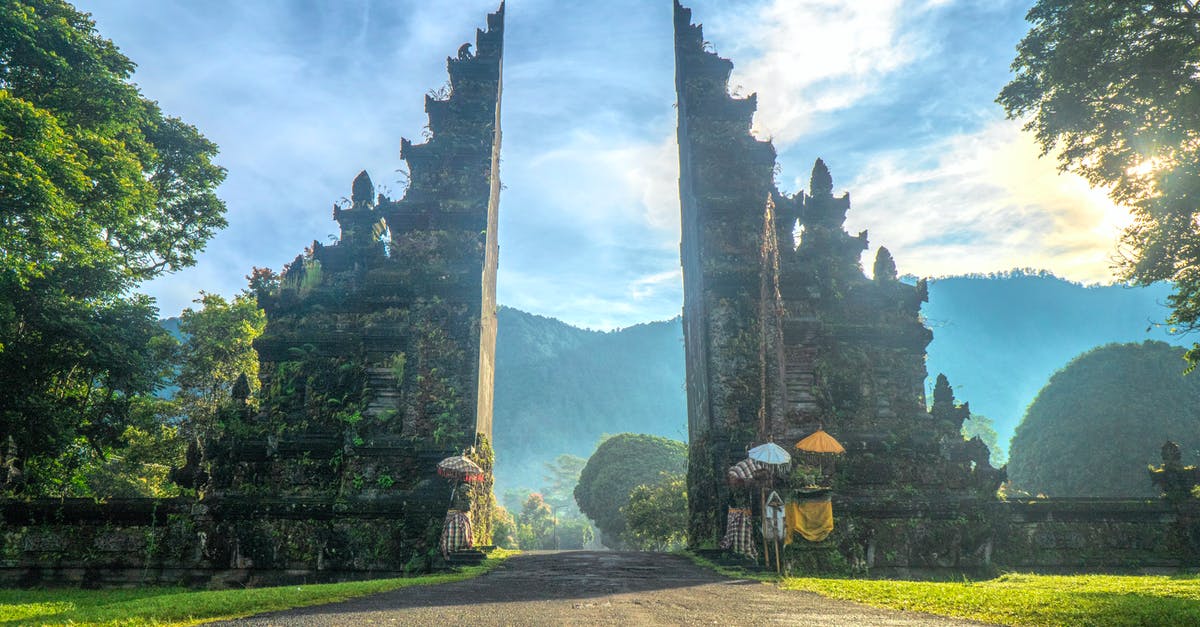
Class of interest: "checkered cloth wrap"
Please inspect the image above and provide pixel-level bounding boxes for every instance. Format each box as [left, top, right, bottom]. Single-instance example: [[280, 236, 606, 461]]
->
[[719, 507, 757, 559], [726, 459, 765, 486], [440, 509, 474, 556]]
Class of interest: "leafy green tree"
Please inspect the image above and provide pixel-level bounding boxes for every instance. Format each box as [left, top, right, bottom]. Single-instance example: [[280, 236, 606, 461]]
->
[[541, 453, 586, 515], [1008, 341, 1200, 496], [175, 292, 266, 438], [491, 505, 519, 550], [998, 1, 1200, 365], [623, 471, 687, 551], [515, 492, 555, 550], [574, 433, 687, 549], [20, 396, 182, 497], [0, 0, 226, 476], [554, 517, 594, 550], [962, 414, 1005, 467]]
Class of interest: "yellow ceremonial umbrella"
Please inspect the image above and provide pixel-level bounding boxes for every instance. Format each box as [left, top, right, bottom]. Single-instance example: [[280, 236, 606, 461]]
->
[[795, 429, 845, 454], [795, 429, 845, 483]]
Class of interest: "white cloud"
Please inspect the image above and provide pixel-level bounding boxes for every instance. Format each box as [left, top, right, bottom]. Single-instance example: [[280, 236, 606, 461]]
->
[[706, 0, 936, 143], [845, 119, 1132, 283]]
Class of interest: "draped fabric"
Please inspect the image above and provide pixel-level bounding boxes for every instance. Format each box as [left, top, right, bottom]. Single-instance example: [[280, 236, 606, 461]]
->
[[726, 458, 765, 486], [785, 498, 833, 543], [719, 507, 757, 559], [440, 509, 474, 556]]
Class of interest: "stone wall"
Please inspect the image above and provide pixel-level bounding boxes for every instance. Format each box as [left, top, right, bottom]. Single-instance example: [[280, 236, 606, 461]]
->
[[781, 496, 1199, 576]]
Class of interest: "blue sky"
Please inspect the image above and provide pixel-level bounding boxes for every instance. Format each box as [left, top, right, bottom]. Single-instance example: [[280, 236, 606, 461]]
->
[[77, 0, 1131, 330]]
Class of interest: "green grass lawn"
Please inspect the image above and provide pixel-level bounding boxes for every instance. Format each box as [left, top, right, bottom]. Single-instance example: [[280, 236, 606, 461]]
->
[[0, 550, 514, 627], [686, 552, 1200, 626], [779, 572, 1200, 626]]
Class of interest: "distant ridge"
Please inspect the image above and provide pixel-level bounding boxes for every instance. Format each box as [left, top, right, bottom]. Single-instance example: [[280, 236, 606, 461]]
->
[[492, 306, 686, 492], [923, 271, 1182, 452]]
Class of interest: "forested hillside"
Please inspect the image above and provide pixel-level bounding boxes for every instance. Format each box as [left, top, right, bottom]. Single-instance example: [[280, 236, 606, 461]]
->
[[922, 272, 1183, 453], [493, 307, 686, 492]]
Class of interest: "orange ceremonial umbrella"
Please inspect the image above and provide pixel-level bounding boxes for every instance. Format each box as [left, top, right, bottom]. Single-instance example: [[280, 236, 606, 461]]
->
[[795, 429, 845, 454]]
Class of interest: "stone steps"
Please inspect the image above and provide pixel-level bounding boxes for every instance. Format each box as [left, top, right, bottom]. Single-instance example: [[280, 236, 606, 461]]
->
[[364, 367, 400, 419], [446, 548, 487, 566]]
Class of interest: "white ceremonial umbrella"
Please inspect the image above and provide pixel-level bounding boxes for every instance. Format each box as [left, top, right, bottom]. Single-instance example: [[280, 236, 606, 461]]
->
[[748, 442, 791, 466]]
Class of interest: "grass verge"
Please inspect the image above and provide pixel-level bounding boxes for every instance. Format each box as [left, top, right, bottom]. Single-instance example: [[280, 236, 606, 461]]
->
[[684, 551, 1200, 626], [0, 549, 516, 627]]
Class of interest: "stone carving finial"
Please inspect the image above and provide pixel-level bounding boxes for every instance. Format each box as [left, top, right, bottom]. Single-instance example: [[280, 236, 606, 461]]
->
[[932, 373, 954, 408], [458, 43, 473, 60], [1164, 440, 1183, 464], [351, 170, 374, 207], [873, 247, 898, 282], [810, 158, 833, 198]]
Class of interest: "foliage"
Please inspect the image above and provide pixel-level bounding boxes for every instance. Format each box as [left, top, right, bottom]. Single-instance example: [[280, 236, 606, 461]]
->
[[491, 505, 518, 549], [777, 572, 1200, 627], [922, 271, 1182, 455], [175, 292, 266, 438], [493, 307, 686, 492], [514, 492, 555, 550], [19, 397, 184, 498], [0, 0, 225, 477], [0, 552, 514, 626], [998, 1, 1200, 366], [540, 453, 586, 515], [574, 433, 687, 548], [961, 414, 1004, 467], [623, 471, 687, 550], [1008, 341, 1200, 496], [553, 517, 595, 550], [508, 492, 593, 550]]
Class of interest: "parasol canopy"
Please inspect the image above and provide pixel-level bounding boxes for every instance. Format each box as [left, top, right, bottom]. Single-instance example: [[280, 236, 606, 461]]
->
[[748, 442, 791, 465], [727, 458, 767, 486], [437, 455, 486, 482], [795, 429, 846, 454]]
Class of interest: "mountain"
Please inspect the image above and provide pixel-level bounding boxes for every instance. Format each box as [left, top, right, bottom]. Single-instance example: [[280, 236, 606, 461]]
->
[[922, 272, 1183, 454], [492, 307, 686, 493]]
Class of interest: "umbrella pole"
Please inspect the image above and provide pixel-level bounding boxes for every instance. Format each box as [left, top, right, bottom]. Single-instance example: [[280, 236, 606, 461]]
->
[[775, 538, 782, 573], [760, 487, 769, 568]]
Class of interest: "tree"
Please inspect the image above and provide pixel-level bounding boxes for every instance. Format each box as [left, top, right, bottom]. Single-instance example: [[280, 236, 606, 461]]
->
[[574, 433, 687, 549], [623, 471, 688, 550], [515, 493, 555, 550], [962, 414, 1005, 467], [998, 1, 1200, 365], [1008, 341, 1200, 497], [541, 453, 586, 515], [0, 0, 226, 476], [174, 292, 267, 438], [491, 505, 519, 550]]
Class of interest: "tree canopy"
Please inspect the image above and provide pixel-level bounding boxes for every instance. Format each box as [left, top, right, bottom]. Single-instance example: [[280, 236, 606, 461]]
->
[[1008, 341, 1200, 497], [0, 0, 226, 476], [174, 292, 266, 439], [998, 1, 1200, 365], [574, 433, 687, 549], [622, 471, 687, 551]]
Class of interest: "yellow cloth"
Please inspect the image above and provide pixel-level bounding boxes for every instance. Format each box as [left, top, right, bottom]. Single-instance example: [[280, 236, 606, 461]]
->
[[785, 500, 833, 544]]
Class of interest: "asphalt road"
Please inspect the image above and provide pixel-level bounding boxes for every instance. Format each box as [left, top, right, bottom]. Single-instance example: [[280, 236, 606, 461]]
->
[[213, 550, 991, 626]]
